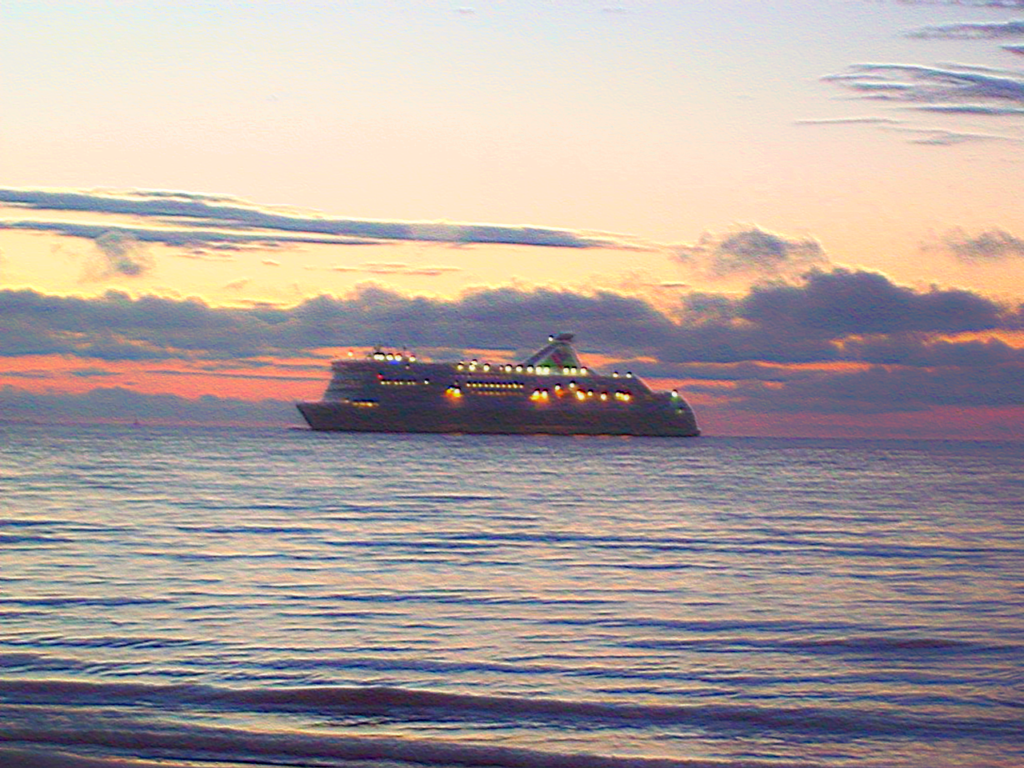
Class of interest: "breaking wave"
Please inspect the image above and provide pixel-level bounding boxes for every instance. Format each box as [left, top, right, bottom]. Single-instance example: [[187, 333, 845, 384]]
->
[[3, 679, 1022, 743]]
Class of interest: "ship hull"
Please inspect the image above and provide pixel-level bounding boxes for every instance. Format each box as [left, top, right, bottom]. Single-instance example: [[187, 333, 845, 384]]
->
[[297, 401, 700, 437]]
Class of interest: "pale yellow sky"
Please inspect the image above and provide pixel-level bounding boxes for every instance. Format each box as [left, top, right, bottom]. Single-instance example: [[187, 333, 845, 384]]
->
[[2, 1, 1023, 310]]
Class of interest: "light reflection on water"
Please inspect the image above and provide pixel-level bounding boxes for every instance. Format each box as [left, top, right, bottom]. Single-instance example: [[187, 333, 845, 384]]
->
[[1, 423, 1022, 766]]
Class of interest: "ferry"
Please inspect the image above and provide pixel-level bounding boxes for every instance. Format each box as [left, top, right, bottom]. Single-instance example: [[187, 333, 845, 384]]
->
[[297, 333, 700, 436]]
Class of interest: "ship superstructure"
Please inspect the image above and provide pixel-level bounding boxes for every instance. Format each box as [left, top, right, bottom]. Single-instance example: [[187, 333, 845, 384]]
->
[[297, 333, 699, 436]]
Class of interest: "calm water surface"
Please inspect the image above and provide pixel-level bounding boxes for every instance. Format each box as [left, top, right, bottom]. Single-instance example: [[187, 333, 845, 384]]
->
[[1, 423, 1022, 767]]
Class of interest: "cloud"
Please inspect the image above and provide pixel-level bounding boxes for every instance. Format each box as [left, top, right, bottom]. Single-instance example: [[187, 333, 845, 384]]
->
[[326, 262, 462, 277], [0, 284, 669, 362], [737, 268, 1003, 336], [912, 105, 1024, 115], [0, 188, 645, 251], [814, 14, 1024, 146], [826, 63, 1024, 108], [1, 268, 1014, 365], [906, 20, 1024, 40], [896, 126, 1018, 145], [0, 219, 381, 250], [881, 1, 1024, 7], [701, 360, 1024, 414], [0, 384, 296, 426], [799, 115, 1020, 144], [794, 117, 903, 125], [83, 231, 153, 280], [939, 227, 1024, 262], [842, 335, 1024, 367], [672, 227, 827, 278], [2, 271, 1021, 421], [70, 367, 120, 378]]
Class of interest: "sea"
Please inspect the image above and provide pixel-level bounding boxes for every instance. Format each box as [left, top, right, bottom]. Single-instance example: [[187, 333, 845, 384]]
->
[[1, 422, 1021, 768]]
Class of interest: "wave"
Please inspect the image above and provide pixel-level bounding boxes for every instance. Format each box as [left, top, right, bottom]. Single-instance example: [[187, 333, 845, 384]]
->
[[2, 679, 1021, 742], [0, 725, 823, 768], [623, 634, 1021, 658]]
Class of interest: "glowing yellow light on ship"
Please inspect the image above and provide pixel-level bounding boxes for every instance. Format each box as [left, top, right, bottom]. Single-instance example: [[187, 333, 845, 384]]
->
[[575, 391, 586, 401]]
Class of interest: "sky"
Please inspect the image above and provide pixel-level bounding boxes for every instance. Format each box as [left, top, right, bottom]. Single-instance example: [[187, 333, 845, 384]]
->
[[2, 0, 1023, 438]]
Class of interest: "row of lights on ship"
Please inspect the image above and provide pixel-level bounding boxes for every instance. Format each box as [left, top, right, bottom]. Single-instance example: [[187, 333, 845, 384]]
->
[[359, 353, 636, 380], [456, 361, 634, 378], [358, 352, 637, 380], [446, 385, 632, 402], [530, 388, 633, 402]]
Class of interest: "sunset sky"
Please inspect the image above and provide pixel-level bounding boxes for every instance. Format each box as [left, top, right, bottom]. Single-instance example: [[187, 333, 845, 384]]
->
[[2, 0, 1023, 438]]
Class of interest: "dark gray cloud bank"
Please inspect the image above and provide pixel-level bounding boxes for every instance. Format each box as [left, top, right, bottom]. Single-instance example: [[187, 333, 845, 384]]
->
[[2, 268, 1021, 424]]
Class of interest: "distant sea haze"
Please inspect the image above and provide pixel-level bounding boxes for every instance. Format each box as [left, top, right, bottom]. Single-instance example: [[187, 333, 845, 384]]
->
[[1, 424, 1022, 767]]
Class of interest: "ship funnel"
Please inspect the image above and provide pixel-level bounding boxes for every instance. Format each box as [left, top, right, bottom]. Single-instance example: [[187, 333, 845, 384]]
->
[[522, 333, 582, 369]]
